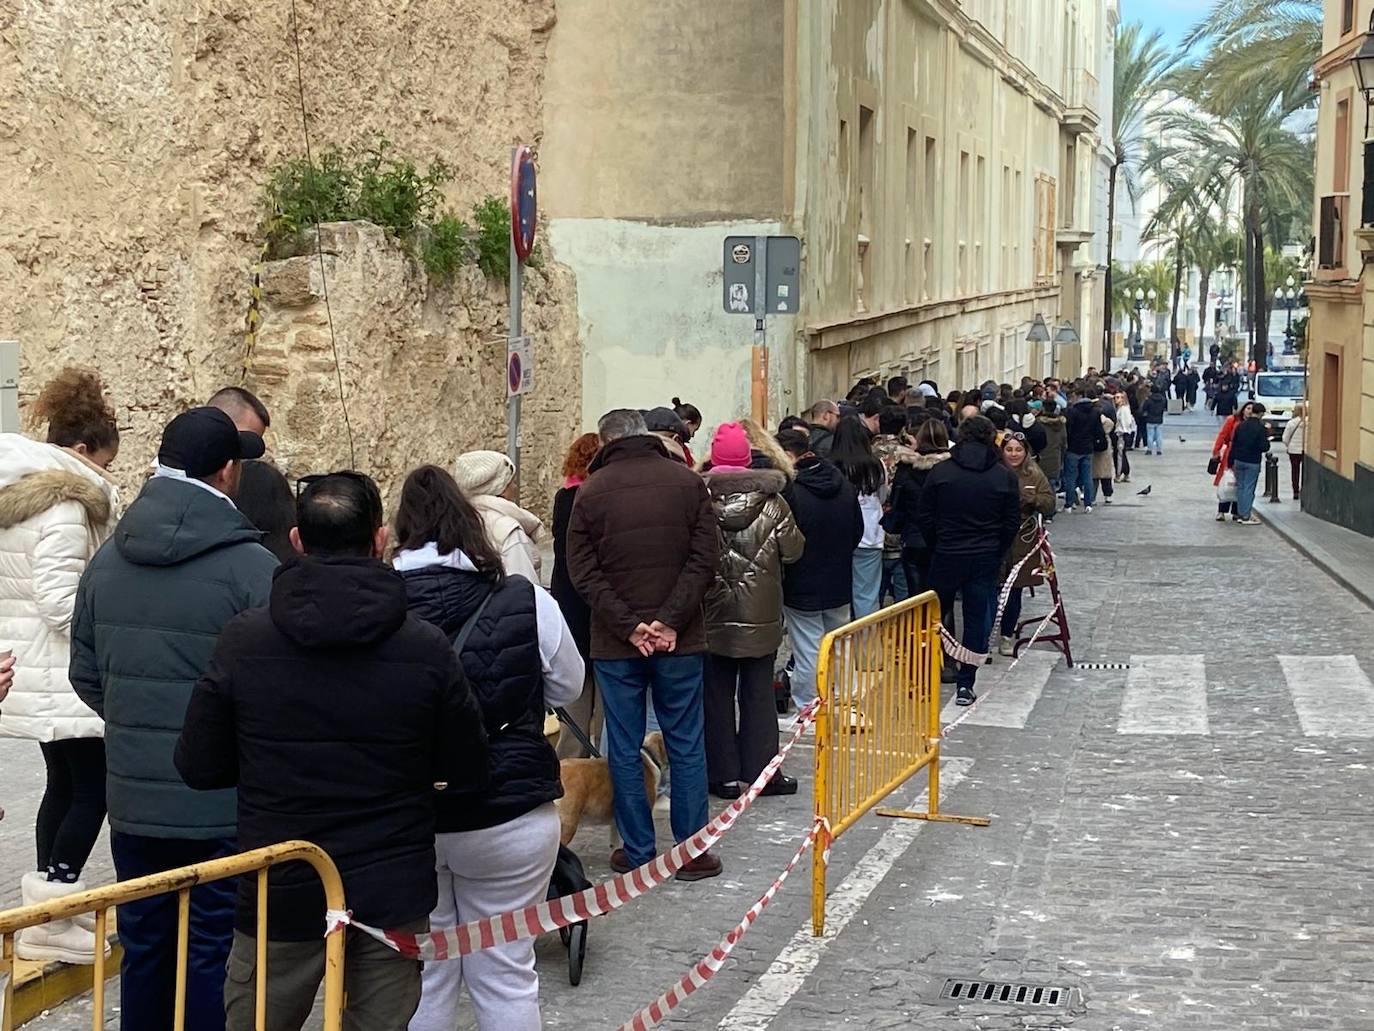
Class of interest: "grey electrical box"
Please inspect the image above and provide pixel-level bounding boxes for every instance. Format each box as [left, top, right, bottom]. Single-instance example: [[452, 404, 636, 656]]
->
[[0, 341, 19, 434]]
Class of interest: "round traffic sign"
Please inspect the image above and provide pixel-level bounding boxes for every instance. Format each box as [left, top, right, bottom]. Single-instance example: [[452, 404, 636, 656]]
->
[[508, 351, 523, 394], [511, 145, 538, 263]]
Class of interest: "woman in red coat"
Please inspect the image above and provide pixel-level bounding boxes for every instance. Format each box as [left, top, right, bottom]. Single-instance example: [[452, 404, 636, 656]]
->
[[1211, 401, 1254, 521]]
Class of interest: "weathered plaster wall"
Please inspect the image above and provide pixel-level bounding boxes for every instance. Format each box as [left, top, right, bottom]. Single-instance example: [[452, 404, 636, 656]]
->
[[0, 0, 577, 509]]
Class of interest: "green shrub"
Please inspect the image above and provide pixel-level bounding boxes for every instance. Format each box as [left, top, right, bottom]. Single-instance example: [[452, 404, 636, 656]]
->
[[258, 139, 529, 286]]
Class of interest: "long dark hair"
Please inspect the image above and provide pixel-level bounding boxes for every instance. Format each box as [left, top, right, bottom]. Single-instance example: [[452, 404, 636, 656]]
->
[[830, 416, 884, 495], [394, 465, 504, 580], [237, 461, 296, 562]]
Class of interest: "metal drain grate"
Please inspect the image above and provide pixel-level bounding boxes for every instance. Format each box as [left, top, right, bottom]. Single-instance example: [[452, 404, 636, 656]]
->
[[1071, 661, 1130, 671], [941, 978, 1068, 1009]]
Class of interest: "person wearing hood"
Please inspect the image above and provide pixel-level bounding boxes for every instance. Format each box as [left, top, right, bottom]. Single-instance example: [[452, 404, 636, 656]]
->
[[1142, 382, 1168, 455], [175, 471, 491, 1031], [1035, 398, 1067, 497], [71, 407, 277, 1031], [568, 410, 723, 882], [701, 424, 805, 800], [0, 369, 121, 966], [882, 418, 951, 595], [452, 450, 546, 584], [915, 415, 1020, 706], [776, 429, 863, 711], [389, 466, 582, 1031]]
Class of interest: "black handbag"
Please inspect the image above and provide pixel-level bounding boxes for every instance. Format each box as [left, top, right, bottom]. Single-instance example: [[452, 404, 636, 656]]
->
[[1207, 456, 1221, 476]]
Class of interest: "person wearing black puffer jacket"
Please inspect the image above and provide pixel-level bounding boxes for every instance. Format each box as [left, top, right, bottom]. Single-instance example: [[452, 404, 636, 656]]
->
[[392, 466, 584, 1031], [882, 418, 951, 595], [775, 430, 863, 711], [175, 472, 488, 1031], [915, 415, 1020, 706]]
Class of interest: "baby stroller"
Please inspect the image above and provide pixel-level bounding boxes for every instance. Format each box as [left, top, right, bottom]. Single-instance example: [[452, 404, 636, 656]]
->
[[548, 707, 598, 986]]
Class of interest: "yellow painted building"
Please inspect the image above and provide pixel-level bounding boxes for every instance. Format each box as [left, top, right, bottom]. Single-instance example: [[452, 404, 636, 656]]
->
[[541, 0, 1115, 429], [1307, 0, 1374, 534]]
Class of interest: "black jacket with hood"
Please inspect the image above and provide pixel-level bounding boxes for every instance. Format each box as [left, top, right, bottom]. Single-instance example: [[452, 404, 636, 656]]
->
[[70, 476, 279, 839], [914, 441, 1021, 558], [175, 555, 487, 940], [1065, 399, 1108, 455], [1143, 389, 1168, 425], [781, 457, 863, 611]]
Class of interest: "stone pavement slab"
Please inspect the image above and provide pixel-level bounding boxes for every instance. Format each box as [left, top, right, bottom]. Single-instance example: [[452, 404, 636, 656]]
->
[[1261, 496, 1374, 611]]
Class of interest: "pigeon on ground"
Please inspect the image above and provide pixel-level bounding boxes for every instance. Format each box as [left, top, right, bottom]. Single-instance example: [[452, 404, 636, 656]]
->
[[1179, 436, 1187, 443], [1137, 485, 1152, 496]]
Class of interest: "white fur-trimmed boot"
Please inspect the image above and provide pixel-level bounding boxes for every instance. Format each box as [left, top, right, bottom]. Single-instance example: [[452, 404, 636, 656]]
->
[[15, 873, 110, 965]]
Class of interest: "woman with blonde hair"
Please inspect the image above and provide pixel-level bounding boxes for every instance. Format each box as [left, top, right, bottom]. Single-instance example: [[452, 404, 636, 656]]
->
[[741, 417, 795, 478], [1, 368, 121, 964], [1282, 402, 1306, 500]]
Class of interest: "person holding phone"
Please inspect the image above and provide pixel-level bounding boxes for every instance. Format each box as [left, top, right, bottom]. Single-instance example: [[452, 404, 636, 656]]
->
[[996, 433, 1056, 656]]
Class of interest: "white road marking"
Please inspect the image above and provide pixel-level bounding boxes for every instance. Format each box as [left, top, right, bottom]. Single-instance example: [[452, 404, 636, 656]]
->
[[1119, 654, 1210, 735], [717, 758, 974, 1031], [1279, 655, 1374, 738], [939, 650, 1059, 729]]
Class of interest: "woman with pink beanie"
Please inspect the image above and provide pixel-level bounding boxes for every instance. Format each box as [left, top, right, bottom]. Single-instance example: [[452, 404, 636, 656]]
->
[[700, 423, 805, 799]]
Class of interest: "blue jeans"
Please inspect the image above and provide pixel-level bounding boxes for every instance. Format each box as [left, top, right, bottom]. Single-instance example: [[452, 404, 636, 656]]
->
[[110, 832, 237, 1031], [928, 551, 1002, 691], [594, 655, 708, 867], [851, 548, 884, 618], [1146, 423, 1164, 452], [1061, 452, 1095, 509], [783, 605, 852, 709], [1233, 460, 1262, 518]]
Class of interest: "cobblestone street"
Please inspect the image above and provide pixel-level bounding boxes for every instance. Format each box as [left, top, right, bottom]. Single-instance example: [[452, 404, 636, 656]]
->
[[8, 410, 1374, 1030]]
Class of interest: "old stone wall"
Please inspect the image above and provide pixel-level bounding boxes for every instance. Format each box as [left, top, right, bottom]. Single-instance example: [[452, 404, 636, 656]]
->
[[0, 0, 577, 513]]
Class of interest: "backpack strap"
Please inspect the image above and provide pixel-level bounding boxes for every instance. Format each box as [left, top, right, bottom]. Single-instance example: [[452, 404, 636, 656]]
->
[[450, 590, 495, 655]]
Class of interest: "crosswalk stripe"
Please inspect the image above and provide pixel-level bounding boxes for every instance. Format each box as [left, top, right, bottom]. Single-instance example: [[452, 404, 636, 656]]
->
[[1278, 655, 1374, 738], [1119, 654, 1210, 735], [940, 650, 1058, 729]]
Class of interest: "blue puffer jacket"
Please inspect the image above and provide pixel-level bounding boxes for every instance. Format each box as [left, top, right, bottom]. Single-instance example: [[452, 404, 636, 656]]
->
[[70, 476, 278, 839]]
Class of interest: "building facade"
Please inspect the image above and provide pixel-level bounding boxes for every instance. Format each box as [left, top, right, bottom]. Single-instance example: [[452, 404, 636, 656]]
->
[[1306, 0, 1374, 535], [542, 0, 1114, 430]]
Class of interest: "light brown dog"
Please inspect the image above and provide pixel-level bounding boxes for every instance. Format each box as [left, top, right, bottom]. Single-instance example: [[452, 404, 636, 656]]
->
[[557, 732, 668, 846]]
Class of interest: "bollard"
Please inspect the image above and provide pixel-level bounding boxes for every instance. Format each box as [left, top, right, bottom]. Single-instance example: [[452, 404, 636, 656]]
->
[[1265, 453, 1281, 503]]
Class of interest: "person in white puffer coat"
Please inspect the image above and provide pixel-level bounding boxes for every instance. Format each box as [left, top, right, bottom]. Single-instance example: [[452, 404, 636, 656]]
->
[[0, 368, 121, 966]]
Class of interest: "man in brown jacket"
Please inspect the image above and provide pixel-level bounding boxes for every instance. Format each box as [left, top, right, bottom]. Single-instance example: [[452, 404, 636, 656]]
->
[[568, 408, 723, 880]]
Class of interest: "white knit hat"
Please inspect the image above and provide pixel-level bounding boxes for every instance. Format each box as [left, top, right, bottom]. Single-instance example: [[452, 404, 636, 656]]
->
[[452, 450, 515, 498]]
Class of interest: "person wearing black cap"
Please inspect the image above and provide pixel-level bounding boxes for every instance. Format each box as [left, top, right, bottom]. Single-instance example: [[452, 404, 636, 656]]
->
[[70, 407, 278, 1031], [642, 406, 694, 465]]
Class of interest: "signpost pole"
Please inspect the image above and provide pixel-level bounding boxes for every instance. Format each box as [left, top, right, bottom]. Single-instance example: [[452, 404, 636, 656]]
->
[[507, 194, 522, 486], [752, 236, 768, 425], [0, 341, 19, 434]]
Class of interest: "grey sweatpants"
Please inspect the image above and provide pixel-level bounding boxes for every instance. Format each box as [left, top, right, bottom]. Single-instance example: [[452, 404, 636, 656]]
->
[[409, 803, 560, 1031]]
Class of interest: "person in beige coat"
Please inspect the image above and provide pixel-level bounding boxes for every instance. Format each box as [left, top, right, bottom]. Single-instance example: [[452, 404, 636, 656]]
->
[[700, 424, 804, 799], [452, 450, 546, 583], [0, 369, 120, 965]]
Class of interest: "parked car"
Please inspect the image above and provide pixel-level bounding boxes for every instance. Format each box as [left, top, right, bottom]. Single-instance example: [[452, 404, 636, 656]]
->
[[1251, 371, 1306, 438]]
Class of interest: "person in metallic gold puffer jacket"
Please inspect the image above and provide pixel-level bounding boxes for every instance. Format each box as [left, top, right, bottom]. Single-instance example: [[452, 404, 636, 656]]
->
[[700, 423, 805, 800]]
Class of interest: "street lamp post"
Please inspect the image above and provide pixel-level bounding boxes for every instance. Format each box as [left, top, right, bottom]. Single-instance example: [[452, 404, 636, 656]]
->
[[1133, 288, 1144, 358], [1276, 275, 1298, 354]]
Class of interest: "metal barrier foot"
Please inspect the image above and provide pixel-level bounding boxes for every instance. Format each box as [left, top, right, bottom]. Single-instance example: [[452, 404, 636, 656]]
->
[[874, 808, 991, 827]]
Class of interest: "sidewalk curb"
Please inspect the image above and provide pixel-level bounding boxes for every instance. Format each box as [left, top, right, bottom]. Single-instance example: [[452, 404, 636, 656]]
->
[[1264, 512, 1374, 611], [7, 940, 121, 1026]]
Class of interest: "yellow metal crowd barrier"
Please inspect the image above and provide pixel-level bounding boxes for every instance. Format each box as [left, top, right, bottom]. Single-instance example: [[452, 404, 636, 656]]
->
[[0, 841, 345, 1031], [811, 591, 989, 935]]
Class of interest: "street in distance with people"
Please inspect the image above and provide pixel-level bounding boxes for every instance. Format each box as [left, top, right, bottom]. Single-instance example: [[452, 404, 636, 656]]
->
[[0, 2, 1369, 1030]]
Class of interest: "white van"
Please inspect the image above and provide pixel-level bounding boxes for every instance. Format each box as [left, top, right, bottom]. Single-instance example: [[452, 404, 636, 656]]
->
[[1252, 370, 1306, 439]]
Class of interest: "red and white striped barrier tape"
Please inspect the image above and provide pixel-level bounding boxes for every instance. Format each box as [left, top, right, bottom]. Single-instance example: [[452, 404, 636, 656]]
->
[[614, 815, 831, 1031], [937, 521, 1048, 668], [325, 697, 824, 960]]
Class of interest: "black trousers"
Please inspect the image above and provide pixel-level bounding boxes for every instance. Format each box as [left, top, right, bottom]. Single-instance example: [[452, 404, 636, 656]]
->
[[900, 545, 932, 598], [36, 737, 107, 880], [704, 653, 780, 785]]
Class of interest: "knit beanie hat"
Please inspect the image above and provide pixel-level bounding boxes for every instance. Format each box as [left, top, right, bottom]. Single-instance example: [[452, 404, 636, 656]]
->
[[710, 422, 753, 470], [453, 450, 515, 497]]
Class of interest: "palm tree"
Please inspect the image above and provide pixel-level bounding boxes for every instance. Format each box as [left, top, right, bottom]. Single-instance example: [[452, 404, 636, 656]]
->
[[1181, 0, 1321, 114], [1190, 226, 1244, 354], [1101, 23, 1179, 369], [1152, 89, 1313, 370]]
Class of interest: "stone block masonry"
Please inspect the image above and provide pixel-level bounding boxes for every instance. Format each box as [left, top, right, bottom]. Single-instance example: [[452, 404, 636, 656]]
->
[[0, 0, 577, 516]]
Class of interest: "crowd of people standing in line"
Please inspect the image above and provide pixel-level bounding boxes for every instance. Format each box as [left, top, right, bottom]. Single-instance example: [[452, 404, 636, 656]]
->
[[0, 360, 1191, 1030]]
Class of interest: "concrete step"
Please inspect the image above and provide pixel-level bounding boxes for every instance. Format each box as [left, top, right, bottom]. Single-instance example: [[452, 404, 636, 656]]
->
[[2, 935, 120, 1027]]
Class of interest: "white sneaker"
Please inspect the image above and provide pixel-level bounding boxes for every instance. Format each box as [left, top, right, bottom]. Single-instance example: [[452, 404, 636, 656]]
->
[[1238, 515, 1263, 526], [1084, 505, 1094, 514], [15, 873, 110, 966], [1103, 497, 1113, 505], [1215, 512, 1227, 522], [998, 636, 1015, 657]]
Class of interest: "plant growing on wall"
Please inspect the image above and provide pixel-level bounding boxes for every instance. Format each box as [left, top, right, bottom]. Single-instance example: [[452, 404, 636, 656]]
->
[[259, 139, 535, 284]]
